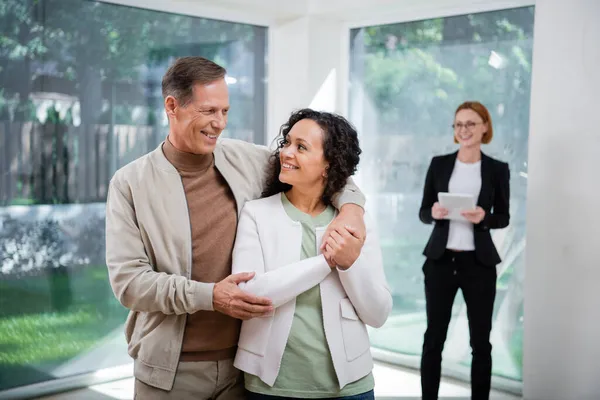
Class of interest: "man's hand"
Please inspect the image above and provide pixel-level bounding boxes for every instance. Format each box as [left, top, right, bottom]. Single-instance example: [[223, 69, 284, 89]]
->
[[213, 272, 273, 320], [461, 206, 485, 224], [323, 226, 362, 270], [320, 203, 366, 253]]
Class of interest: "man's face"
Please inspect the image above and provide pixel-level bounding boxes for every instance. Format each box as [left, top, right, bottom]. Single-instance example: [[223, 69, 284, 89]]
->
[[165, 78, 229, 155]]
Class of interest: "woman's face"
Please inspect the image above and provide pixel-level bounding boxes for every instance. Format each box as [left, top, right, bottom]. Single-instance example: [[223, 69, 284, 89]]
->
[[279, 119, 329, 191], [454, 109, 488, 148]]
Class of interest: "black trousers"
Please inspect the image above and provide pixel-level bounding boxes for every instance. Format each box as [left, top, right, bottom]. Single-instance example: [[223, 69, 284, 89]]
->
[[420, 250, 497, 400]]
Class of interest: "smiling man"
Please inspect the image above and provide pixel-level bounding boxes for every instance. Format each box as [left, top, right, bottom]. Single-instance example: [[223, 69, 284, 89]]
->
[[105, 57, 367, 399]]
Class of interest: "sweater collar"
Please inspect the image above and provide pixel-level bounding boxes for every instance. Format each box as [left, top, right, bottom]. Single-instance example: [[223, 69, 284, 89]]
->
[[162, 137, 213, 172]]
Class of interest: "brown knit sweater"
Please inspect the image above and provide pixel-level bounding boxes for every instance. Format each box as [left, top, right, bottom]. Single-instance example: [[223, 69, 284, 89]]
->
[[162, 138, 240, 361]]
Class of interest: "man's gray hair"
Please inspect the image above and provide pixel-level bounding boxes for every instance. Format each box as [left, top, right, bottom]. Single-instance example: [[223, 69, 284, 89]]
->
[[161, 56, 226, 106]]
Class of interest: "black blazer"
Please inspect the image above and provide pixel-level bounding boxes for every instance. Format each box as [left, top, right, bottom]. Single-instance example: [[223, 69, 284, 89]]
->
[[419, 151, 510, 266]]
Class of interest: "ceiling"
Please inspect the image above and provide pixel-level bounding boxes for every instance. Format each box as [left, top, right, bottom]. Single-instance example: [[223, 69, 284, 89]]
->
[[169, 0, 432, 23], [104, 0, 533, 27]]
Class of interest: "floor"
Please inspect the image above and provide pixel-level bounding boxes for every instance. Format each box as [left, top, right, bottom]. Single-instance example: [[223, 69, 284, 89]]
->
[[36, 362, 520, 399]]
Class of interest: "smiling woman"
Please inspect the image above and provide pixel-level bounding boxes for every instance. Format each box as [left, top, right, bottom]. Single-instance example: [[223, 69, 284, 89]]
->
[[232, 108, 392, 400], [418, 101, 510, 400], [263, 108, 362, 206], [453, 101, 493, 147]]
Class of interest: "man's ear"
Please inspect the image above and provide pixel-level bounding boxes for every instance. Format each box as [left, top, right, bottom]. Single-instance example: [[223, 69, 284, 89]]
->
[[165, 95, 178, 118]]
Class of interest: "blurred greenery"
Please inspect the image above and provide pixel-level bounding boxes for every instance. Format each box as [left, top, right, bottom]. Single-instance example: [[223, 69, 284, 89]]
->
[[350, 6, 533, 381], [0, 0, 267, 392], [1, 0, 267, 207], [0, 0, 263, 126], [0, 265, 128, 390], [8, 197, 37, 206]]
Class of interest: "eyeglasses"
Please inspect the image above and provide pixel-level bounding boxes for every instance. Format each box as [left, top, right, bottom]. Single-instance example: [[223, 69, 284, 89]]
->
[[452, 121, 483, 131]]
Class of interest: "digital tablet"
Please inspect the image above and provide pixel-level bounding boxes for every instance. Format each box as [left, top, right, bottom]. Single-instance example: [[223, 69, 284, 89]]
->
[[437, 192, 476, 221]]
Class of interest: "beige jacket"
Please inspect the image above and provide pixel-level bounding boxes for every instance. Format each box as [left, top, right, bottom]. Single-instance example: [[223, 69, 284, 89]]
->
[[105, 139, 365, 391]]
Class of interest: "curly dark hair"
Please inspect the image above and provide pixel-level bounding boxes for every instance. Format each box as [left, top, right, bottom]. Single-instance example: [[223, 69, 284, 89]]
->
[[262, 108, 361, 205]]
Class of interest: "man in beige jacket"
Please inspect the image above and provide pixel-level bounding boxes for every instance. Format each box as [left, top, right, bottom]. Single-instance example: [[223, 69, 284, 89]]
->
[[105, 56, 367, 399]]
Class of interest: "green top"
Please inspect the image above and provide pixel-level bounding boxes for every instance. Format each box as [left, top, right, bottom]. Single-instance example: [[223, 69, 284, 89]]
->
[[244, 192, 374, 398]]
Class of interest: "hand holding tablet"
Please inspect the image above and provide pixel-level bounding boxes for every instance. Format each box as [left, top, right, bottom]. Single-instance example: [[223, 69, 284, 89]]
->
[[437, 192, 476, 221]]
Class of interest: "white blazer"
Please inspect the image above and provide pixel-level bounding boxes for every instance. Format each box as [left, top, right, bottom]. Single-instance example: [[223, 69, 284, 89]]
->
[[232, 194, 393, 388]]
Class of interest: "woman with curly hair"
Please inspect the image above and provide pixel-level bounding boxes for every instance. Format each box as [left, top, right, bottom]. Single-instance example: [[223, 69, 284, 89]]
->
[[231, 108, 392, 400]]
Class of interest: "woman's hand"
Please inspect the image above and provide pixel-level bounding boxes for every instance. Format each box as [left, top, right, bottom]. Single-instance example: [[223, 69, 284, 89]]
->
[[461, 206, 486, 224], [431, 202, 449, 220], [322, 227, 362, 270]]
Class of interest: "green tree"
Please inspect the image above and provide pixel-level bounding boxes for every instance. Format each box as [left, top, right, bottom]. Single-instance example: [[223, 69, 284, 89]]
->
[[0, 0, 47, 119]]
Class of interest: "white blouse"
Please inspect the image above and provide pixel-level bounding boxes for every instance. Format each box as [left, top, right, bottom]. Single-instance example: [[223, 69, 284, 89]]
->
[[446, 159, 482, 251]]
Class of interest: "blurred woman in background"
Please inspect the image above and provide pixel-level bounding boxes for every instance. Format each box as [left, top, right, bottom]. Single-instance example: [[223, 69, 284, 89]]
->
[[418, 101, 510, 400]]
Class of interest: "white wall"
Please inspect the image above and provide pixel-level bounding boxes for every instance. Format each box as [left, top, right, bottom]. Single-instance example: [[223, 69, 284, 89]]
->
[[267, 17, 310, 144], [524, 0, 600, 399], [267, 15, 347, 144]]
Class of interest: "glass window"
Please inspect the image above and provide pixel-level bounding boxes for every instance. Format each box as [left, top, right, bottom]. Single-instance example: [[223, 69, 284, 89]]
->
[[349, 7, 533, 382], [0, 0, 267, 391]]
